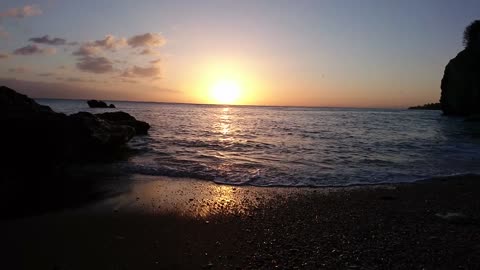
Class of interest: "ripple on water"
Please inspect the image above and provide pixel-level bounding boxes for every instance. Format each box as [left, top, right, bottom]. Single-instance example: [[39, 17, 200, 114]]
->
[[38, 99, 480, 187]]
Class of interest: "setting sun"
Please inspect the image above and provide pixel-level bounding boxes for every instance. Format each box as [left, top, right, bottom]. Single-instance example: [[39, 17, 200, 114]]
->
[[210, 80, 241, 104]]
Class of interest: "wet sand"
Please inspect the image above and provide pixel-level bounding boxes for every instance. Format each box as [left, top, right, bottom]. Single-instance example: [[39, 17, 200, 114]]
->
[[1, 174, 480, 269]]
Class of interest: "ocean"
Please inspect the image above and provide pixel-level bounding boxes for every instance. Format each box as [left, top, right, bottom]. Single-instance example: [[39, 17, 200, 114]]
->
[[37, 99, 480, 187]]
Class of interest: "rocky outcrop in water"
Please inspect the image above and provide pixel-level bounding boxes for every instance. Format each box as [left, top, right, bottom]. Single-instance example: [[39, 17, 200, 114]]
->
[[87, 99, 116, 108], [96, 111, 150, 135], [440, 20, 480, 116], [0, 86, 149, 179]]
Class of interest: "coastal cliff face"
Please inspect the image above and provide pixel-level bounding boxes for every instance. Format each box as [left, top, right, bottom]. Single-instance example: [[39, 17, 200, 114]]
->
[[440, 23, 480, 116], [440, 49, 480, 116]]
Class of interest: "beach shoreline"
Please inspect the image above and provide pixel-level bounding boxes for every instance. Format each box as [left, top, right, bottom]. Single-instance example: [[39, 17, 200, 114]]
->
[[1, 174, 479, 269]]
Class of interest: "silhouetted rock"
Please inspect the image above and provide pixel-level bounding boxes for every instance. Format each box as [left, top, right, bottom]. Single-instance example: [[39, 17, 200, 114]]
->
[[68, 112, 135, 147], [0, 85, 54, 115], [465, 114, 480, 122], [0, 86, 149, 180], [408, 103, 441, 110], [440, 21, 480, 116], [96, 111, 150, 135], [87, 99, 116, 108]]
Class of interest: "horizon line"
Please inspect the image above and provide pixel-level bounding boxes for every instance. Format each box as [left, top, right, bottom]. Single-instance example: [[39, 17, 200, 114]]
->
[[34, 96, 417, 110]]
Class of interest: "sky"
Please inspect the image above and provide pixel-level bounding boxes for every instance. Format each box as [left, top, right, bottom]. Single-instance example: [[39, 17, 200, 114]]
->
[[0, 0, 479, 108]]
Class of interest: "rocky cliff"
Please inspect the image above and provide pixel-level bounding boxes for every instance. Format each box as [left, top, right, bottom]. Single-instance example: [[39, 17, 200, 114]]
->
[[440, 49, 480, 116], [440, 20, 480, 116]]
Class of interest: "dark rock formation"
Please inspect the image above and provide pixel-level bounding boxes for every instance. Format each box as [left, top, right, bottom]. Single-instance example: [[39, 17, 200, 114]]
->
[[96, 111, 150, 135], [0, 86, 54, 115], [408, 103, 441, 110], [87, 99, 116, 108], [440, 20, 480, 116], [0, 86, 149, 180], [69, 112, 135, 148]]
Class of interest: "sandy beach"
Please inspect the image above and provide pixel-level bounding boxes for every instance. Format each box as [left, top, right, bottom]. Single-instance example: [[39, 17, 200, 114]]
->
[[1, 174, 479, 269]]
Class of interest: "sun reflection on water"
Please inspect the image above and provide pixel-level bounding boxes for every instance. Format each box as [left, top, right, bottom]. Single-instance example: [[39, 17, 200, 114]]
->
[[218, 107, 233, 140]]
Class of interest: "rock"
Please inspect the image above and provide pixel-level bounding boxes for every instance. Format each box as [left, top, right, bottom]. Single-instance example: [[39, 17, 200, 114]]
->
[[68, 112, 135, 147], [435, 212, 472, 224], [0, 85, 54, 115], [0, 86, 149, 179], [440, 21, 480, 116], [408, 103, 441, 110], [87, 99, 116, 108], [95, 111, 150, 135], [465, 114, 480, 122]]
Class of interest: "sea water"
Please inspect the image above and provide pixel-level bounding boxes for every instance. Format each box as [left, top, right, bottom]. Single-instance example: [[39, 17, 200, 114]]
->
[[38, 99, 480, 187]]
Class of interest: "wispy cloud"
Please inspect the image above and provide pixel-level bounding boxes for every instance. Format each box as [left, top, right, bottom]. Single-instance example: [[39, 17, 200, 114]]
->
[[140, 48, 160, 55], [69, 33, 166, 77], [72, 35, 126, 56], [37, 72, 54, 77], [92, 34, 127, 50], [0, 53, 8, 59], [0, 26, 8, 38], [0, 5, 42, 18], [64, 77, 102, 83], [14, 44, 56, 55], [76, 56, 114, 73], [127, 33, 166, 48], [29, 35, 67, 45], [120, 78, 138, 84], [121, 65, 161, 78], [150, 58, 162, 64], [8, 67, 30, 73], [72, 44, 100, 57]]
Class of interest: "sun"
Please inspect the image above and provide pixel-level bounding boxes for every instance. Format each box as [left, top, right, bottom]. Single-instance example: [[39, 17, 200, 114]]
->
[[210, 80, 241, 104]]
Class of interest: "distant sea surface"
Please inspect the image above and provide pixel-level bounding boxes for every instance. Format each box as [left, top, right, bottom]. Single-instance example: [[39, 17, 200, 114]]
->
[[37, 99, 480, 187]]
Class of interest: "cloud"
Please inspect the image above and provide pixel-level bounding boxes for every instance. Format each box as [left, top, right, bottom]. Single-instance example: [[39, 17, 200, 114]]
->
[[150, 58, 162, 64], [0, 53, 8, 59], [139, 48, 160, 55], [120, 78, 138, 84], [92, 35, 127, 50], [76, 56, 114, 73], [29, 35, 66, 45], [8, 67, 30, 73], [13, 44, 56, 55], [72, 44, 100, 56], [64, 77, 102, 83], [37, 72, 54, 77], [72, 35, 126, 56], [121, 65, 161, 78], [0, 77, 181, 101], [127, 33, 166, 48], [0, 78, 111, 100], [0, 27, 8, 38], [0, 5, 42, 18]]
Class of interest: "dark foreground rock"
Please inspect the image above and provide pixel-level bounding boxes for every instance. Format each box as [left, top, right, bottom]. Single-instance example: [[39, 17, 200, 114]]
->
[[87, 99, 116, 108], [440, 20, 480, 116], [0, 86, 149, 180], [96, 111, 150, 135]]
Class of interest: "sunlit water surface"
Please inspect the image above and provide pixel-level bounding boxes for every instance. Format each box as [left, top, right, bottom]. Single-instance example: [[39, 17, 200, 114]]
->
[[38, 99, 480, 187]]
